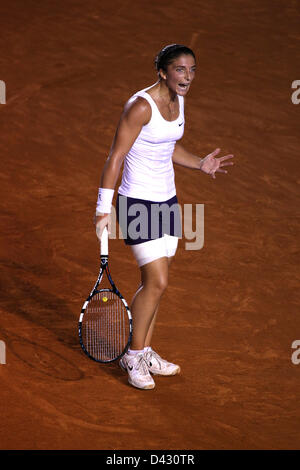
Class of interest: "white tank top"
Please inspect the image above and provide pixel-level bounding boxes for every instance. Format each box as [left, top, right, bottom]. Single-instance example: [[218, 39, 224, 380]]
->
[[118, 85, 185, 202]]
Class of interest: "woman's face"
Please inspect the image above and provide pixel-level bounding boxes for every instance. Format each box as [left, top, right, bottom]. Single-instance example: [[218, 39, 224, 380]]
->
[[160, 54, 196, 96]]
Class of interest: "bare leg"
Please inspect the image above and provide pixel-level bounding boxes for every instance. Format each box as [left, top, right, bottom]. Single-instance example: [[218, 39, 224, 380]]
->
[[144, 256, 175, 347], [129, 257, 169, 350]]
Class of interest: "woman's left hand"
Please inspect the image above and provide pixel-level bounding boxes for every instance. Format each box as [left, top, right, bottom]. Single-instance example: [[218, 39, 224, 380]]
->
[[200, 148, 234, 179]]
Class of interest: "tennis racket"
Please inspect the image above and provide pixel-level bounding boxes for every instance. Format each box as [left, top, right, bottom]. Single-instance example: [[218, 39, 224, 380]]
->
[[79, 226, 132, 363]]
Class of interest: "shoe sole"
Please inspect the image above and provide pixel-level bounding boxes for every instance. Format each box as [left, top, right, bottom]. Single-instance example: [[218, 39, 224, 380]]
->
[[128, 377, 155, 390], [151, 366, 181, 376]]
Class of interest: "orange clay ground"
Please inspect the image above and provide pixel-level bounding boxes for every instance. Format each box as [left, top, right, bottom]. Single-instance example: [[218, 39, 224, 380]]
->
[[0, 0, 300, 450]]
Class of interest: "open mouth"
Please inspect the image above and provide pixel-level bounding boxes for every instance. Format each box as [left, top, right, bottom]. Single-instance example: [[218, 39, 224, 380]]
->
[[178, 83, 189, 90]]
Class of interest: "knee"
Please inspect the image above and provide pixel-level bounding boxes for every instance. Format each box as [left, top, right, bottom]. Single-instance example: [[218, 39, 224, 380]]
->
[[156, 274, 168, 293], [145, 274, 168, 295]]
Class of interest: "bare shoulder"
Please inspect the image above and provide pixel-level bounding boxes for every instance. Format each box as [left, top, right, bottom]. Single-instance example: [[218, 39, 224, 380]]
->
[[122, 96, 152, 126]]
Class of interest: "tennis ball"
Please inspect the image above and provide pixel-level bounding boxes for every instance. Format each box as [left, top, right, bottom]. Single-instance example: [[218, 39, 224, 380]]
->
[[102, 296, 108, 303]]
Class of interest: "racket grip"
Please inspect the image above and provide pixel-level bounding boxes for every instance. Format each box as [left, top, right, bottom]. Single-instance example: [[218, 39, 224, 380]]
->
[[100, 226, 109, 257]]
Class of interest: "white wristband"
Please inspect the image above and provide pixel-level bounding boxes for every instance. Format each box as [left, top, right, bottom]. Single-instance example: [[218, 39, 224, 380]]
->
[[96, 188, 114, 214]]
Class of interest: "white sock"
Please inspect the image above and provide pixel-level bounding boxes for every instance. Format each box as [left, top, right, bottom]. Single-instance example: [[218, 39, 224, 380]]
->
[[127, 348, 144, 355], [143, 346, 152, 352]]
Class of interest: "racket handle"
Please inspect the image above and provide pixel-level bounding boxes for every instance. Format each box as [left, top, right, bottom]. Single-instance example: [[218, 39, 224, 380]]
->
[[100, 226, 109, 257]]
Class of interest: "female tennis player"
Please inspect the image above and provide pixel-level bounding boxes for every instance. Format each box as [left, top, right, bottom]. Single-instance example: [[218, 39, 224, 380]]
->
[[95, 44, 234, 390]]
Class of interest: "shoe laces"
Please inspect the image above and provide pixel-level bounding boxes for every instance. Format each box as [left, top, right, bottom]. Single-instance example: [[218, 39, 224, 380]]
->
[[144, 350, 163, 370], [131, 353, 149, 375]]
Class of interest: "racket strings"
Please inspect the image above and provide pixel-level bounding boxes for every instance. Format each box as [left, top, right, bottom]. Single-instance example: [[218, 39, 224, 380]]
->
[[81, 290, 129, 362]]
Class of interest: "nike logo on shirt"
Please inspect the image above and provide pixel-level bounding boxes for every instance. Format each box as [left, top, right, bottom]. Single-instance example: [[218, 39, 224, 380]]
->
[[179, 122, 184, 126]]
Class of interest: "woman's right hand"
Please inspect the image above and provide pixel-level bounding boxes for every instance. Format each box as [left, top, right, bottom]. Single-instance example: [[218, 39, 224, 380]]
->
[[94, 213, 110, 241]]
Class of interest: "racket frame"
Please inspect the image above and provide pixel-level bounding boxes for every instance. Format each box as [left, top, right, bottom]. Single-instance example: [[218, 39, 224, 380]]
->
[[79, 235, 133, 363]]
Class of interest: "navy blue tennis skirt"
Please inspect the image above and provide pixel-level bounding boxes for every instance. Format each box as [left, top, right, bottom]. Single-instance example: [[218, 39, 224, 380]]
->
[[116, 193, 182, 245]]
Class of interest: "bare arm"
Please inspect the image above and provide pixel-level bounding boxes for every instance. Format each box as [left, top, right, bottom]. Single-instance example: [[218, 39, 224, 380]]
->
[[95, 97, 151, 234], [172, 143, 234, 179], [172, 142, 203, 170], [100, 97, 151, 189]]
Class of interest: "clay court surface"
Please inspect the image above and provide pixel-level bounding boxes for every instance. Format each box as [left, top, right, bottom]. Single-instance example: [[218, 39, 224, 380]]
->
[[0, 0, 300, 450]]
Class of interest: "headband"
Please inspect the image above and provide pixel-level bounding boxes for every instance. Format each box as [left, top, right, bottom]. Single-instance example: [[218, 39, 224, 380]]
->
[[155, 44, 185, 70]]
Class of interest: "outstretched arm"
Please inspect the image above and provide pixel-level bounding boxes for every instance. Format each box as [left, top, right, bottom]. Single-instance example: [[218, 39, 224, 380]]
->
[[172, 143, 234, 179], [172, 142, 203, 169]]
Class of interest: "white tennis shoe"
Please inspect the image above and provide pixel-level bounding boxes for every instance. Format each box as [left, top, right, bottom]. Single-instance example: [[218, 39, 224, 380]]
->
[[119, 352, 155, 390], [143, 348, 181, 376]]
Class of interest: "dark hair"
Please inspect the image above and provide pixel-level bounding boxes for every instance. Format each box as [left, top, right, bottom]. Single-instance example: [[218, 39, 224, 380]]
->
[[154, 44, 195, 74]]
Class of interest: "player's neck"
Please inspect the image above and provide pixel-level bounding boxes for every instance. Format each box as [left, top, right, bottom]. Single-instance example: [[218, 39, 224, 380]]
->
[[151, 80, 177, 104]]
